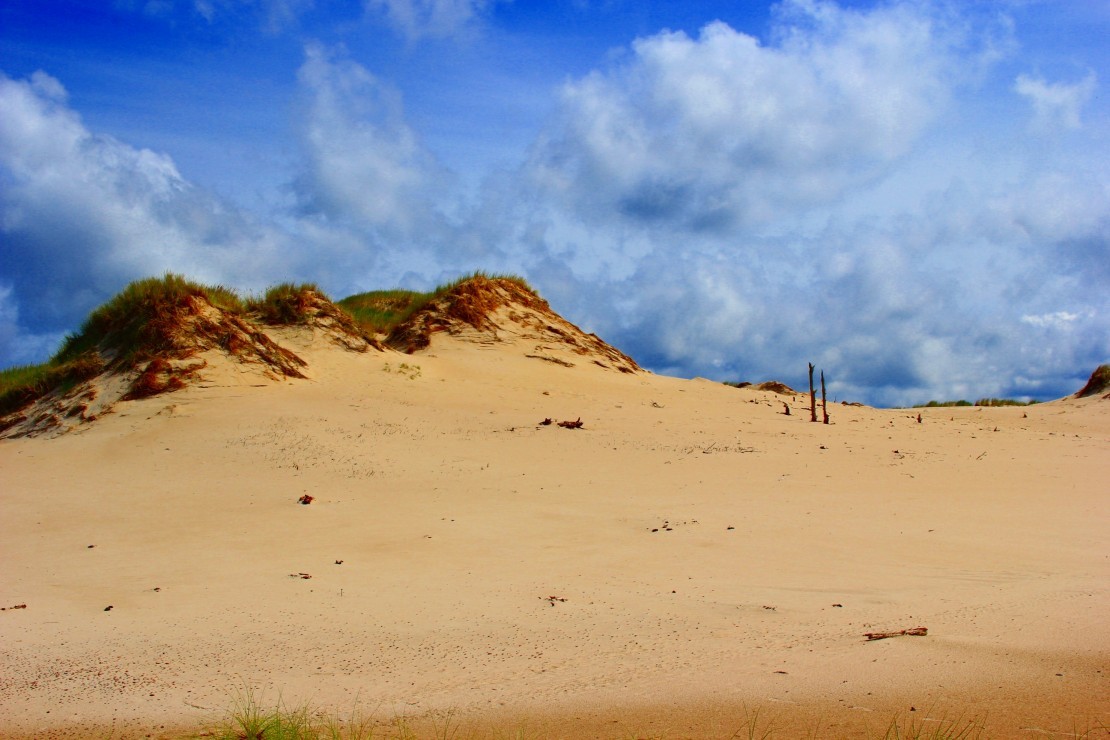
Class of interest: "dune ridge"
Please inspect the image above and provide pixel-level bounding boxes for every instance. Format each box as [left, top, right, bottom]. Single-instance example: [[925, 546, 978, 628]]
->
[[0, 275, 640, 439]]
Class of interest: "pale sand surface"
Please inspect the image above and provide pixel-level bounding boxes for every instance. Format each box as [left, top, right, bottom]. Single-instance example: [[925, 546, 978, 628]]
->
[[2, 330, 1107, 738]]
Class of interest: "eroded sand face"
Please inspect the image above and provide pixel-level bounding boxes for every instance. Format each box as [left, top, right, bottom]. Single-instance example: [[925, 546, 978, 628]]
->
[[1, 334, 1107, 738]]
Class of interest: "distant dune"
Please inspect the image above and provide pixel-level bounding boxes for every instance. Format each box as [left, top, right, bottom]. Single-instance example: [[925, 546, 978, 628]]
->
[[1, 275, 1107, 738]]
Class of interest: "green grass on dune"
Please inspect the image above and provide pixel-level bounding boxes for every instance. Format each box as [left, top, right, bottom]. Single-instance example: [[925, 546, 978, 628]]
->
[[0, 357, 104, 417], [430, 271, 533, 295], [338, 272, 535, 336], [247, 282, 328, 325], [53, 273, 245, 365], [337, 289, 434, 335], [0, 271, 534, 419], [2, 273, 241, 418]]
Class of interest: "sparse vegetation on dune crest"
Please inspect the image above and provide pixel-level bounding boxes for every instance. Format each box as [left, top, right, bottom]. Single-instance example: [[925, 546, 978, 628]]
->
[[912, 398, 1040, 408], [972, 397, 1040, 407], [248, 282, 328, 325], [1075, 363, 1110, 398], [0, 271, 538, 422], [383, 273, 553, 354], [431, 270, 535, 296], [0, 354, 105, 418], [0, 273, 331, 422], [338, 272, 536, 337], [54, 273, 245, 366], [1, 273, 238, 417], [338, 289, 434, 335]]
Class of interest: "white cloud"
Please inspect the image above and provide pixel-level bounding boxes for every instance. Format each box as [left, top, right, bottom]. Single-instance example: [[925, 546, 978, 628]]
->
[[1015, 71, 1097, 132], [503, 1, 1109, 404], [365, 0, 497, 40], [529, 1, 993, 235], [293, 43, 449, 235], [1021, 310, 1087, 328], [0, 71, 296, 357]]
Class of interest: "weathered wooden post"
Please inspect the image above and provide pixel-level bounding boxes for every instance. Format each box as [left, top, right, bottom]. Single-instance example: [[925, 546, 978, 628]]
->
[[821, 370, 829, 424], [808, 363, 817, 422]]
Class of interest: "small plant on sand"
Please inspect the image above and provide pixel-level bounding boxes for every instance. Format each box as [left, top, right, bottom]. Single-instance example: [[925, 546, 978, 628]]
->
[[727, 706, 776, 740], [876, 710, 985, 740], [205, 687, 315, 736], [381, 362, 421, 379], [318, 700, 379, 740]]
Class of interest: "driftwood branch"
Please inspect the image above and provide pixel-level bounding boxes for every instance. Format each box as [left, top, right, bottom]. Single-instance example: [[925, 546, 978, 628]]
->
[[864, 626, 928, 641]]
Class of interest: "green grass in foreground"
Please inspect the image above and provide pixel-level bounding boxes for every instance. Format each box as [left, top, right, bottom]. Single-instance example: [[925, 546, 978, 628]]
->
[[199, 689, 472, 740], [191, 691, 1106, 740]]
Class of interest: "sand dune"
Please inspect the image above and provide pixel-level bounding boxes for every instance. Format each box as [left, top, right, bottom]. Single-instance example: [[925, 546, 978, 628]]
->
[[1, 283, 1107, 738]]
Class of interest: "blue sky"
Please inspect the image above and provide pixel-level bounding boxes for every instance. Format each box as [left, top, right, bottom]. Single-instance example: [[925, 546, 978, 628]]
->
[[1, 0, 1108, 405]]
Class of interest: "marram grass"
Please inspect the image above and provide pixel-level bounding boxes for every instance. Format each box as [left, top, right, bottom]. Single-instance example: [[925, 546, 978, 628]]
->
[[338, 272, 534, 336], [190, 690, 1106, 739]]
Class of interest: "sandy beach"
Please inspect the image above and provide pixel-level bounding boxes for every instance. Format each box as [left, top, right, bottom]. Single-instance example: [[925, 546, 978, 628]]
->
[[1, 304, 1107, 738]]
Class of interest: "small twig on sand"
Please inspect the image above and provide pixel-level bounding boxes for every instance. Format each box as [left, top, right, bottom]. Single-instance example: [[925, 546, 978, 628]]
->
[[864, 626, 927, 641]]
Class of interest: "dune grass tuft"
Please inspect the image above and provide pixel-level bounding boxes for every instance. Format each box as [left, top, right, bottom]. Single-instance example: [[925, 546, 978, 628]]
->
[[200, 690, 481, 740], [337, 289, 434, 335], [0, 274, 248, 419], [202, 687, 360, 740], [1075, 364, 1110, 397], [429, 271, 534, 296], [54, 273, 244, 365], [337, 272, 535, 337], [247, 283, 327, 325], [0, 355, 106, 418], [876, 710, 986, 740]]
